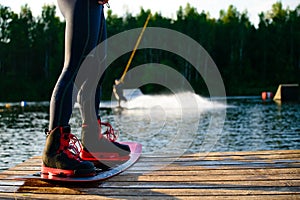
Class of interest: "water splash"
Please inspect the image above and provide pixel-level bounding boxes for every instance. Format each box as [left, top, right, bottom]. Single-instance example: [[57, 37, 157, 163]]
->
[[125, 92, 227, 111]]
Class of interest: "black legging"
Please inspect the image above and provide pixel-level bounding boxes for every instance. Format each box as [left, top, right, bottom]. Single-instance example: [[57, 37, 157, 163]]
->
[[49, 0, 106, 129]]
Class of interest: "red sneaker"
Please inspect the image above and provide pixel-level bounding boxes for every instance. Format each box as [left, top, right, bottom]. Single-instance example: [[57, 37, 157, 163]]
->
[[42, 126, 95, 177], [80, 121, 131, 165]]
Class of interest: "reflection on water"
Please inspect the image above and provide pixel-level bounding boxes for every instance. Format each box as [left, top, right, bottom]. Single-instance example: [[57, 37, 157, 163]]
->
[[0, 103, 49, 171], [217, 97, 300, 151], [0, 95, 299, 171]]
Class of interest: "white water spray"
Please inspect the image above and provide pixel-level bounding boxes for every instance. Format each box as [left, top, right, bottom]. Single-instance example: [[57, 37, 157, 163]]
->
[[125, 91, 226, 111]]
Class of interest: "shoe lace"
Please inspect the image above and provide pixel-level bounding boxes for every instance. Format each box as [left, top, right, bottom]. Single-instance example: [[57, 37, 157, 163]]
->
[[60, 132, 83, 161], [99, 121, 119, 142], [68, 133, 83, 157], [45, 128, 82, 161]]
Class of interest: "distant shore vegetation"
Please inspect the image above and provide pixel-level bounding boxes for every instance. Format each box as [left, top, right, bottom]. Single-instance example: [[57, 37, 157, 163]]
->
[[0, 2, 299, 101]]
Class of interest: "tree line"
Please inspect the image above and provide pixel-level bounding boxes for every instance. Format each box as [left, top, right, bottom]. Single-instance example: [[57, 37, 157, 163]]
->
[[0, 2, 299, 101]]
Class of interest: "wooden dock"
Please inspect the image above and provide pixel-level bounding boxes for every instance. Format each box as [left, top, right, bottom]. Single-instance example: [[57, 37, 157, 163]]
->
[[0, 149, 299, 199]]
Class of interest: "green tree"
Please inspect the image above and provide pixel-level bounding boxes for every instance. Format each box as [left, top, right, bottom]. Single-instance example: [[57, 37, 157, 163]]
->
[[0, 2, 299, 101]]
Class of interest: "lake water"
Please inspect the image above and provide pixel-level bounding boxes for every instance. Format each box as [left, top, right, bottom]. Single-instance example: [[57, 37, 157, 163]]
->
[[0, 93, 299, 171]]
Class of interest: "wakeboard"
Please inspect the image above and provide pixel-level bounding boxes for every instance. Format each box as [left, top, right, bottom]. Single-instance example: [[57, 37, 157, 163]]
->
[[15, 142, 142, 183]]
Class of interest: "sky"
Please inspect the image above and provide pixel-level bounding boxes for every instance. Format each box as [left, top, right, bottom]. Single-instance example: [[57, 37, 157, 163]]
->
[[0, 0, 299, 26]]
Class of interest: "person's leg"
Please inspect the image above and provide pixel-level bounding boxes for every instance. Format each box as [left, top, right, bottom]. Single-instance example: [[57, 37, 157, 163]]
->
[[95, 9, 107, 120], [52, 0, 131, 164], [42, 0, 99, 176], [49, 0, 102, 130], [74, 1, 105, 152]]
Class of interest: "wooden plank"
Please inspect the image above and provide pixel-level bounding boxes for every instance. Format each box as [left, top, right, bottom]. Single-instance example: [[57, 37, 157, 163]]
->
[[0, 186, 298, 196], [30, 152, 300, 161], [0, 149, 299, 199], [5, 162, 299, 171], [1, 168, 299, 181], [21, 150, 300, 161], [0, 193, 297, 200], [7, 156, 300, 167], [143, 149, 300, 157], [1, 179, 300, 188]]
